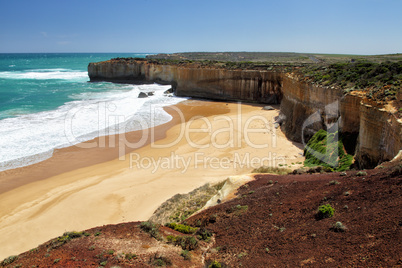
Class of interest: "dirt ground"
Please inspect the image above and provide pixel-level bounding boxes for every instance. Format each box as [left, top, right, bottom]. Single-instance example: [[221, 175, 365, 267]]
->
[[2, 161, 401, 267]]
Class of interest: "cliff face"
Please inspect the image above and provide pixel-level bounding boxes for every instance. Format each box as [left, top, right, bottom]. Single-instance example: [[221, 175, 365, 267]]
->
[[279, 75, 401, 168], [88, 59, 401, 168], [355, 101, 402, 168], [88, 60, 282, 103]]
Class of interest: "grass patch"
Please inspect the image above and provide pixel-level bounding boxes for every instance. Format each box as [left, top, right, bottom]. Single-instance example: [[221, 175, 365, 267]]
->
[[304, 129, 353, 172], [252, 166, 292, 175]]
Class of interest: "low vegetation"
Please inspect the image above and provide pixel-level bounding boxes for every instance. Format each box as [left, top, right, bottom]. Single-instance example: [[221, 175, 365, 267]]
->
[[166, 235, 198, 251], [149, 182, 225, 224], [150, 253, 172, 267], [140, 221, 162, 241], [226, 204, 249, 215], [304, 129, 353, 172], [180, 250, 191, 260], [208, 260, 222, 268], [49, 231, 89, 249], [301, 60, 402, 101], [252, 166, 292, 175], [165, 222, 198, 234], [316, 204, 335, 220], [0, 255, 18, 266]]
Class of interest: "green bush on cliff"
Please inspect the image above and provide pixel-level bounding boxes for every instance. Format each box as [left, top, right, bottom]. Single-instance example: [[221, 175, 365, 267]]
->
[[165, 222, 198, 234], [140, 221, 162, 241], [1, 255, 18, 266], [167, 235, 198, 251], [302, 60, 402, 101], [304, 129, 353, 172]]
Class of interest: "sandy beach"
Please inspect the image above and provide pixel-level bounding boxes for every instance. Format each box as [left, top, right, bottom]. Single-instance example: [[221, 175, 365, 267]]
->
[[0, 100, 304, 259]]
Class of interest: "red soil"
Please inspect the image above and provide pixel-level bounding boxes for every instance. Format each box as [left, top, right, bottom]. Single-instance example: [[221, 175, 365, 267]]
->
[[1, 162, 401, 268]]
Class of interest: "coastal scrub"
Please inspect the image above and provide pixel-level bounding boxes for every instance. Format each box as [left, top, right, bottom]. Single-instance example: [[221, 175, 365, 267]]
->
[[304, 129, 353, 171]]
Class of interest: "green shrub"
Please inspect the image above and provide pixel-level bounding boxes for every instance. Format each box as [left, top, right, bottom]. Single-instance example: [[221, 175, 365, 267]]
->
[[317, 204, 335, 219], [1, 255, 18, 266], [165, 222, 198, 234], [196, 228, 213, 241], [209, 260, 222, 268], [125, 253, 137, 260], [167, 235, 198, 250], [140, 221, 162, 240], [180, 250, 191, 260], [304, 129, 353, 172], [152, 254, 171, 266], [302, 60, 402, 101], [50, 231, 87, 249]]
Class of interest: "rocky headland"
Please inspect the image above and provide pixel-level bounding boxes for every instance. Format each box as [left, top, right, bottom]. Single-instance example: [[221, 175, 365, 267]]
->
[[88, 56, 401, 168]]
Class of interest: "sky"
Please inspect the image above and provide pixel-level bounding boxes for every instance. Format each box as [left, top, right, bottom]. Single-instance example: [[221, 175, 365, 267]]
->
[[0, 0, 401, 55]]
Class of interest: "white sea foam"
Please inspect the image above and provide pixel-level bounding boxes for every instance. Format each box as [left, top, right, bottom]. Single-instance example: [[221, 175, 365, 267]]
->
[[0, 69, 88, 81], [0, 84, 186, 172]]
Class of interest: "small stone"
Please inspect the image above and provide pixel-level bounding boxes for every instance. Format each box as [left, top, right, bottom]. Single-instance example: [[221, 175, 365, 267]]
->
[[263, 106, 275, 110]]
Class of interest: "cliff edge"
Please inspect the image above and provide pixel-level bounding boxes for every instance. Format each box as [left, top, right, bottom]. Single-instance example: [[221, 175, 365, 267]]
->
[[88, 58, 401, 169]]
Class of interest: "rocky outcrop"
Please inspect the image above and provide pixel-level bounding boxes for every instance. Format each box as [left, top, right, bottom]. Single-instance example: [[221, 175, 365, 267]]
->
[[88, 59, 401, 168]]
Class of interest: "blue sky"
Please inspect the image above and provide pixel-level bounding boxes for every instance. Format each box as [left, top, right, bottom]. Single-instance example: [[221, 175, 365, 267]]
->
[[0, 0, 401, 54]]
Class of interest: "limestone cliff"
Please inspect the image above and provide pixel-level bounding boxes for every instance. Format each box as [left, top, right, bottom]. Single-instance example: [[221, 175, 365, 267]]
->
[[279, 75, 401, 168], [88, 59, 282, 103], [88, 59, 401, 168]]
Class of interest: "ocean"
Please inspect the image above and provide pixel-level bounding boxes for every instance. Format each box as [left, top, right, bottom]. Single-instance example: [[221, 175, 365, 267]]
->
[[0, 53, 185, 172]]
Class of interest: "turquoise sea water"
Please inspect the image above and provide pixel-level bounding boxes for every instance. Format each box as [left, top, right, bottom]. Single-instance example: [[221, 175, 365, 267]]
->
[[0, 53, 185, 171]]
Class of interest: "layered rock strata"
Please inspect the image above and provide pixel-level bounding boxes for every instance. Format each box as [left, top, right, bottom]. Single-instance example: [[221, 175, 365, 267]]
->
[[88, 59, 401, 168]]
